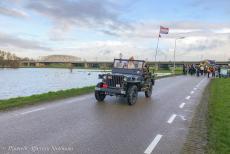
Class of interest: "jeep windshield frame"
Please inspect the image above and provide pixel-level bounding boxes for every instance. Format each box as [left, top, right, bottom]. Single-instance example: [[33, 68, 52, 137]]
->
[[112, 59, 145, 75]]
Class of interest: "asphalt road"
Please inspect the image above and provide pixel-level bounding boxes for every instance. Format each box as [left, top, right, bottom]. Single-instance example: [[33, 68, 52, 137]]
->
[[0, 76, 210, 154]]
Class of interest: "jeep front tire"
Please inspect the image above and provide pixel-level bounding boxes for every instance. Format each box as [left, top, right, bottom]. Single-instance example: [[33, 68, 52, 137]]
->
[[127, 85, 138, 105], [95, 83, 106, 101]]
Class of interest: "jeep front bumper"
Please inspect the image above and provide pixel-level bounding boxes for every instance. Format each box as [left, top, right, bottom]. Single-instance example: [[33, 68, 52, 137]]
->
[[95, 87, 126, 95]]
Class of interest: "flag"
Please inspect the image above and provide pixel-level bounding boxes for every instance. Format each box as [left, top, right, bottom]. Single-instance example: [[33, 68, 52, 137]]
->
[[160, 26, 169, 34]]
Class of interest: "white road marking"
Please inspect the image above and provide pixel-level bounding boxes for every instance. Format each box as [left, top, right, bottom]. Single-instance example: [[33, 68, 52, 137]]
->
[[178, 115, 186, 121], [179, 103, 185, 109], [20, 107, 45, 115], [196, 78, 206, 87], [193, 88, 197, 90], [190, 91, 194, 94], [144, 134, 162, 154], [185, 96, 191, 100], [167, 114, 177, 124], [65, 97, 87, 104]]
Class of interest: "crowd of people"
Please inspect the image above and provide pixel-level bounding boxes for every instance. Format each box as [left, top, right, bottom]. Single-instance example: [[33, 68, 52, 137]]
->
[[182, 64, 221, 78]]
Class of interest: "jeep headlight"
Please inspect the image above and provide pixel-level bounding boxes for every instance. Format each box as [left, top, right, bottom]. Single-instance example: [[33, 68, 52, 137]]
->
[[103, 75, 107, 80], [98, 74, 103, 79], [123, 77, 127, 81]]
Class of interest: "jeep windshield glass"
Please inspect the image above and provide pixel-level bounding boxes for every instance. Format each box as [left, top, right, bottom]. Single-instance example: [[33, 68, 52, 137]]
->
[[113, 59, 144, 69]]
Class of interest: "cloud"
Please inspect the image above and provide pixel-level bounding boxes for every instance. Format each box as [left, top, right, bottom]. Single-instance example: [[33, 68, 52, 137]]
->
[[182, 37, 227, 52], [26, 0, 128, 32], [0, 32, 52, 51], [25, 0, 135, 41], [189, 0, 230, 16], [101, 20, 230, 41], [0, 6, 27, 18]]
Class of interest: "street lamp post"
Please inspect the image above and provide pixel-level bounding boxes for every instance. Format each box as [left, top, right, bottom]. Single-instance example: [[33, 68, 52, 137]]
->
[[173, 36, 185, 74]]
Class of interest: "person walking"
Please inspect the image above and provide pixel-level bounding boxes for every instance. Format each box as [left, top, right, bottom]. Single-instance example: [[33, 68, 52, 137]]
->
[[190, 65, 194, 76], [207, 67, 211, 78], [212, 66, 216, 77], [192, 64, 196, 75], [204, 66, 208, 76], [196, 65, 200, 77], [218, 66, 221, 78], [200, 65, 204, 76], [183, 64, 186, 75]]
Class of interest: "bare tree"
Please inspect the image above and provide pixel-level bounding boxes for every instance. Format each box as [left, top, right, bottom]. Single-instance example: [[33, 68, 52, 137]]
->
[[0, 50, 22, 68]]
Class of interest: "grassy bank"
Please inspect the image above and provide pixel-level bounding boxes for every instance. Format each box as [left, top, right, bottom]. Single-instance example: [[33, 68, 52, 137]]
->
[[207, 78, 230, 153], [0, 86, 95, 111]]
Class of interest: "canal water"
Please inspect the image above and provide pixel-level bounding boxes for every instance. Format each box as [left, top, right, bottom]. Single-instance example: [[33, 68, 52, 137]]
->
[[0, 68, 104, 100], [0, 68, 170, 100]]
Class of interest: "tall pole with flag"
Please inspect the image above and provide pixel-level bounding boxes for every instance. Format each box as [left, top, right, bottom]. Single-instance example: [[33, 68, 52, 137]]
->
[[154, 33, 160, 70], [154, 26, 169, 70]]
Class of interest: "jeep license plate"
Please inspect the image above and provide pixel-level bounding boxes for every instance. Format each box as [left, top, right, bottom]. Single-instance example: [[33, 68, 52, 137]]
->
[[95, 87, 100, 90], [116, 84, 120, 88], [121, 90, 126, 94]]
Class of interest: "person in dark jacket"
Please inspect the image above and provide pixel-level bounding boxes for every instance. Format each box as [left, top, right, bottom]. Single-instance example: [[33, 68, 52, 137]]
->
[[218, 66, 221, 78], [196, 65, 200, 77], [183, 64, 186, 75]]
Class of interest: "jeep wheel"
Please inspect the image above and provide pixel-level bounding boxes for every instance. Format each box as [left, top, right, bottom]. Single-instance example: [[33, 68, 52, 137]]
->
[[95, 83, 106, 102], [145, 83, 152, 97], [95, 91, 106, 101], [127, 85, 138, 105]]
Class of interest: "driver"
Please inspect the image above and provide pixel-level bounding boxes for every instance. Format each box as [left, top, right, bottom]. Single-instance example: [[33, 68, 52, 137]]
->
[[127, 56, 135, 69], [116, 59, 123, 68]]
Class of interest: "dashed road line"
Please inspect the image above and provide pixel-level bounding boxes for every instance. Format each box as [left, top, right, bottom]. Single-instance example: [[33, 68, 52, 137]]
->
[[193, 87, 197, 90], [190, 91, 194, 94], [167, 114, 177, 124], [177, 115, 186, 121], [185, 96, 191, 100], [20, 107, 45, 115], [144, 134, 163, 154], [196, 78, 206, 87], [179, 103, 185, 109], [65, 97, 87, 104]]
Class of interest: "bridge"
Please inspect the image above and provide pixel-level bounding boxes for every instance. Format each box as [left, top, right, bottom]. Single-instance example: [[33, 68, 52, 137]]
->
[[20, 60, 230, 69]]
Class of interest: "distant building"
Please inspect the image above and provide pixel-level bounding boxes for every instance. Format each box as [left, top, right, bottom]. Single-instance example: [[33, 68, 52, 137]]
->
[[40, 55, 81, 62]]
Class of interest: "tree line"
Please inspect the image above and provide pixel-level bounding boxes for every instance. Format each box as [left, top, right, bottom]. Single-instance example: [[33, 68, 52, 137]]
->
[[0, 50, 30, 68]]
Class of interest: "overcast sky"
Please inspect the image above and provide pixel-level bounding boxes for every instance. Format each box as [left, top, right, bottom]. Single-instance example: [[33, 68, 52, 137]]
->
[[0, 0, 230, 61]]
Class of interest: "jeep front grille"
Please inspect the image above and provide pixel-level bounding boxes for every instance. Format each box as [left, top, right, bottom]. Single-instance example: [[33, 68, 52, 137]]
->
[[106, 75, 124, 88]]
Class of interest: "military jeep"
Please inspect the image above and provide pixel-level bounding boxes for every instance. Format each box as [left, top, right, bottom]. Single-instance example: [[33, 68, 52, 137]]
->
[[95, 59, 155, 105]]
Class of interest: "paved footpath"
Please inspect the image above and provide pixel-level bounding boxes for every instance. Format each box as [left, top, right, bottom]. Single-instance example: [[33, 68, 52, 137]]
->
[[0, 76, 209, 154]]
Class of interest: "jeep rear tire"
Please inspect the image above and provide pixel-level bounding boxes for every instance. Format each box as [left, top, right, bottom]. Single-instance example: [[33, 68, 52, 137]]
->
[[127, 85, 138, 105], [145, 83, 152, 97]]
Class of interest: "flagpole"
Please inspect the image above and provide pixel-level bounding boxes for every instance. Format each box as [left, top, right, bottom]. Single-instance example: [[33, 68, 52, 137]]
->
[[154, 32, 160, 70]]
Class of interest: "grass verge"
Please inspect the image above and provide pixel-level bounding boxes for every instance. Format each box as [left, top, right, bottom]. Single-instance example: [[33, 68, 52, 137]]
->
[[182, 78, 230, 154], [207, 78, 230, 153], [0, 86, 95, 111]]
